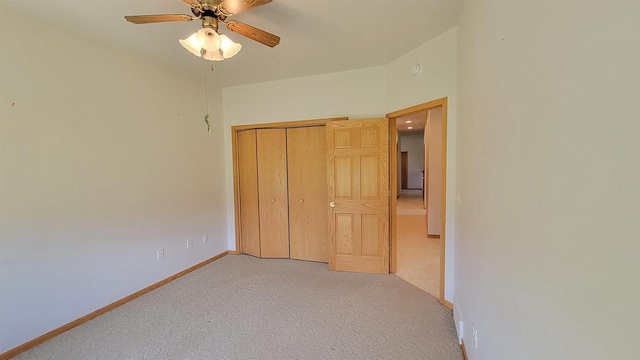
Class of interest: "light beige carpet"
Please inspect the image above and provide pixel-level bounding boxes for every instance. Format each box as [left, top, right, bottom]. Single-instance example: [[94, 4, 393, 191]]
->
[[14, 255, 461, 360], [396, 191, 441, 298]]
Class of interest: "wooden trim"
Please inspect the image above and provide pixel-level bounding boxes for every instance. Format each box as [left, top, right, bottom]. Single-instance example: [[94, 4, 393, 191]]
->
[[440, 298, 453, 310], [231, 117, 348, 132], [386, 97, 447, 119], [424, 110, 430, 212], [0, 251, 230, 360], [400, 151, 408, 190], [406, 188, 422, 190], [232, 128, 242, 255], [439, 98, 448, 304], [386, 97, 449, 306], [389, 117, 398, 273], [232, 117, 347, 257], [427, 234, 441, 239], [461, 339, 469, 360]]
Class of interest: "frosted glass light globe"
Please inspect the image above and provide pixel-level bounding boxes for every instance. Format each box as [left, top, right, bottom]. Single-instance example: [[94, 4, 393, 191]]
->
[[219, 34, 242, 59], [196, 28, 221, 52], [202, 49, 224, 61], [179, 33, 202, 57]]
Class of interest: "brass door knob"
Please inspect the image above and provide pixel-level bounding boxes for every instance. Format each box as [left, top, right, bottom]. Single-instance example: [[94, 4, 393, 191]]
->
[[271, 198, 275, 202], [329, 201, 336, 208], [300, 199, 304, 203]]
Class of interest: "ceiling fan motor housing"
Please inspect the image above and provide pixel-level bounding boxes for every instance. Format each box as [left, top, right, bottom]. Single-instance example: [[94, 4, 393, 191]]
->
[[202, 15, 220, 31]]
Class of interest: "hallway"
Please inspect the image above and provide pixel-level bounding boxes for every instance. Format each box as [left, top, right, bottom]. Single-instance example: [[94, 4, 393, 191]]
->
[[395, 190, 440, 298]]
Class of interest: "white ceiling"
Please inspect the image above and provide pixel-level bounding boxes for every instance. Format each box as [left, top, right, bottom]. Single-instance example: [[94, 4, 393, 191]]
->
[[397, 110, 427, 134], [2, 0, 461, 87]]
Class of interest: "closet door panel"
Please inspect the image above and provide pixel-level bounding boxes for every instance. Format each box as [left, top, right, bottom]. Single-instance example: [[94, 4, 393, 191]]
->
[[287, 126, 328, 262], [257, 129, 290, 258], [237, 130, 261, 257]]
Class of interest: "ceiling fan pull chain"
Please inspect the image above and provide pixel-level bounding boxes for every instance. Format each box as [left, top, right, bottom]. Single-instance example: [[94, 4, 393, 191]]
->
[[204, 64, 212, 132]]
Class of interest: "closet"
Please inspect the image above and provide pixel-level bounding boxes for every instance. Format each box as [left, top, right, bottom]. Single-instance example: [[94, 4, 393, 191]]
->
[[235, 123, 329, 263]]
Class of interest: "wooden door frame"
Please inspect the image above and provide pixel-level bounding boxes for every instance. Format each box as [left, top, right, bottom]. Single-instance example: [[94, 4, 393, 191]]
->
[[231, 117, 348, 255], [387, 97, 451, 309], [400, 151, 408, 190]]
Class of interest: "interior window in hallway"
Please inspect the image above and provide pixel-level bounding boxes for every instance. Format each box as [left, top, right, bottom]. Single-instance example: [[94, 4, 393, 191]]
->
[[395, 189, 440, 298]]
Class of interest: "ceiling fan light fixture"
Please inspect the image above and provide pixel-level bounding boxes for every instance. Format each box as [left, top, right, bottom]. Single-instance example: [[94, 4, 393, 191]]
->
[[196, 27, 221, 51], [219, 34, 242, 59], [202, 49, 224, 61], [179, 33, 203, 57], [125, 0, 280, 63]]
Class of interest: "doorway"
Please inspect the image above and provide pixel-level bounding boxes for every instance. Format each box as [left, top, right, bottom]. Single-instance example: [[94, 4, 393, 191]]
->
[[388, 98, 450, 308], [401, 152, 408, 189]]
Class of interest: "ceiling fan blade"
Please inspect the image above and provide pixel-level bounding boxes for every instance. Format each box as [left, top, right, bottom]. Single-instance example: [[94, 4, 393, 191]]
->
[[225, 20, 280, 47], [217, 0, 272, 16], [183, 0, 201, 8], [124, 14, 194, 24]]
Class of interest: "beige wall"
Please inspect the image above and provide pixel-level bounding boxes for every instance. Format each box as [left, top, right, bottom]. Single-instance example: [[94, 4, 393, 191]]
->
[[456, 1, 640, 359], [0, 6, 227, 353]]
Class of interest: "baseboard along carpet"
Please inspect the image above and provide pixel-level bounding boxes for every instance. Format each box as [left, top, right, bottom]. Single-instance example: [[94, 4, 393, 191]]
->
[[14, 255, 462, 360]]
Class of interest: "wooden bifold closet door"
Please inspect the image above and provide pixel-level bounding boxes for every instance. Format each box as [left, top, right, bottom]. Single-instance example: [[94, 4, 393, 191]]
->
[[236, 125, 328, 263], [237, 130, 260, 257], [256, 129, 290, 258], [287, 126, 328, 263], [236, 118, 391, 274]]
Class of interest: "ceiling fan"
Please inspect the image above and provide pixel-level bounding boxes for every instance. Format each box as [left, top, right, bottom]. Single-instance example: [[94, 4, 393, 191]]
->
[[125, 0, 280, 61]]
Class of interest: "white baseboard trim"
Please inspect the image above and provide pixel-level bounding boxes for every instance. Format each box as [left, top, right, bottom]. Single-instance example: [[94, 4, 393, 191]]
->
[[454, 302, 464, 344]]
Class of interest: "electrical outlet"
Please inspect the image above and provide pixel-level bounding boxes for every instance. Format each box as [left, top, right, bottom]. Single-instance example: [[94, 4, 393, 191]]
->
[[187, 239, 193, 249], [157, 249, 165, 260], [472, 324, 478, 348], [202, 234, 208, 244]]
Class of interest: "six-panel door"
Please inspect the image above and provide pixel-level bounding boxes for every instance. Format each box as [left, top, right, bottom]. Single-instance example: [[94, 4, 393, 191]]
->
[[326, 119, 390, 274]]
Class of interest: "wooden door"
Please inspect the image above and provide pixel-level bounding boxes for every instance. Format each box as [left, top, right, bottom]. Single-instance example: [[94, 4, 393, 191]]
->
[[256, 129, 289, 258], [287, 126, 328, 263], [401, 151, 408, 189], [237, 130, 260, 257], [327, 119, 389, 274]]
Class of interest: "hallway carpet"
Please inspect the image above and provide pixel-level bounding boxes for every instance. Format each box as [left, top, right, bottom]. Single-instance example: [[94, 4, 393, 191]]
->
[[396, 191, 441, 298], [15, 255, 462, 360]]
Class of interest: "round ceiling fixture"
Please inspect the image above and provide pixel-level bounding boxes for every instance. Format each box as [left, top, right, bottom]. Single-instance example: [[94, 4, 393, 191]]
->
[[411, 63, 422, 76]]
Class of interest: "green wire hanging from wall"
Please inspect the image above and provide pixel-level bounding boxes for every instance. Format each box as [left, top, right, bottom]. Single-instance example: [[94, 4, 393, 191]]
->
[[204, 114, 211, 132]]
